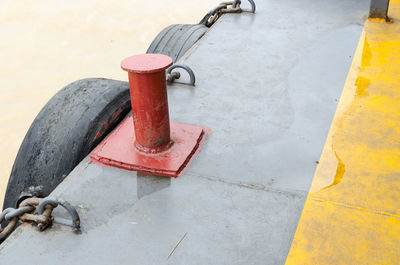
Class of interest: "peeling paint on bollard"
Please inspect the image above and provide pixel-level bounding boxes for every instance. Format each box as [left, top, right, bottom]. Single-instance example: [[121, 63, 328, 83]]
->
[[90, 54, 208, 177]]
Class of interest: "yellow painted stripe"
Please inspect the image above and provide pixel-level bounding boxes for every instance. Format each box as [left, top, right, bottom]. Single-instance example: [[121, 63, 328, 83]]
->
[[285, 1, 400, 264]]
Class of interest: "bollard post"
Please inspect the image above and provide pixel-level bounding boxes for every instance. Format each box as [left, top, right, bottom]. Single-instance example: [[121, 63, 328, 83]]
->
[[91, 53, 207, 178], [121, 54, 173, 153]]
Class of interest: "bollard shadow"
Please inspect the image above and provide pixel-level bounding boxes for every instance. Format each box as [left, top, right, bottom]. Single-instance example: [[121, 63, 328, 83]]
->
[[136, 173, 171, 199]]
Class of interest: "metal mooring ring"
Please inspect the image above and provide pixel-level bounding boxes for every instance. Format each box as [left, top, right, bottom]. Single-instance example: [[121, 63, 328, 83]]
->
[[233, 0, 256, 13], [167, 64, 196, 86], [37, 197, 80, 230]]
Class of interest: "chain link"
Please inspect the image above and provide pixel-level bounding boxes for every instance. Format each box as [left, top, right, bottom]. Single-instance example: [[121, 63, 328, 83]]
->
[[0, 196, 80, 243], [200, 0, 256, 27]]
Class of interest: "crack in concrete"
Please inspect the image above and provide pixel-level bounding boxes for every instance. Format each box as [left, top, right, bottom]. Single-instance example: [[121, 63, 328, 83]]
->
[[187, 173, 307, 198], [312, 197, 400, 219]]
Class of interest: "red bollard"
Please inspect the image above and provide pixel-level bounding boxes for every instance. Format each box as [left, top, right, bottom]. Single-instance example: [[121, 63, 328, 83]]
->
[[90, 53, 208, 178], [121, 54, 173, 153]]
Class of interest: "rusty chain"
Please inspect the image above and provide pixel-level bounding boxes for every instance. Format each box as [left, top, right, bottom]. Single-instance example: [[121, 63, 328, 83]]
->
[[200, 0, 256, 27], [0, 196, 80, 244]]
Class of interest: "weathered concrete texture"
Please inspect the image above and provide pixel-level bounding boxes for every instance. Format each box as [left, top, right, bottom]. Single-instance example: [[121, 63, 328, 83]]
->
[[0, 162, 306, 264], [0, 0, 369, 264], [171, 0, 368, 193]]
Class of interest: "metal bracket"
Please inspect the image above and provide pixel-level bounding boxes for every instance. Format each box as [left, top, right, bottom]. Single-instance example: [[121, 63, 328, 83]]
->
[[369, 0, 390, 21], [37, 197, 81, 230], [167, 64, 196, 86]]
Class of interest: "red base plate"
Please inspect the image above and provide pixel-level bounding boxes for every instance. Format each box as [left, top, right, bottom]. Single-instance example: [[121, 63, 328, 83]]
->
[[90, 116, 207, 177]]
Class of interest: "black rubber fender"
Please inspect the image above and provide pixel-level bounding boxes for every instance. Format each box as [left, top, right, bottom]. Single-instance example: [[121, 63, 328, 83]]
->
[[146, 24, 208, 62], [3, 78, 131, 209]]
